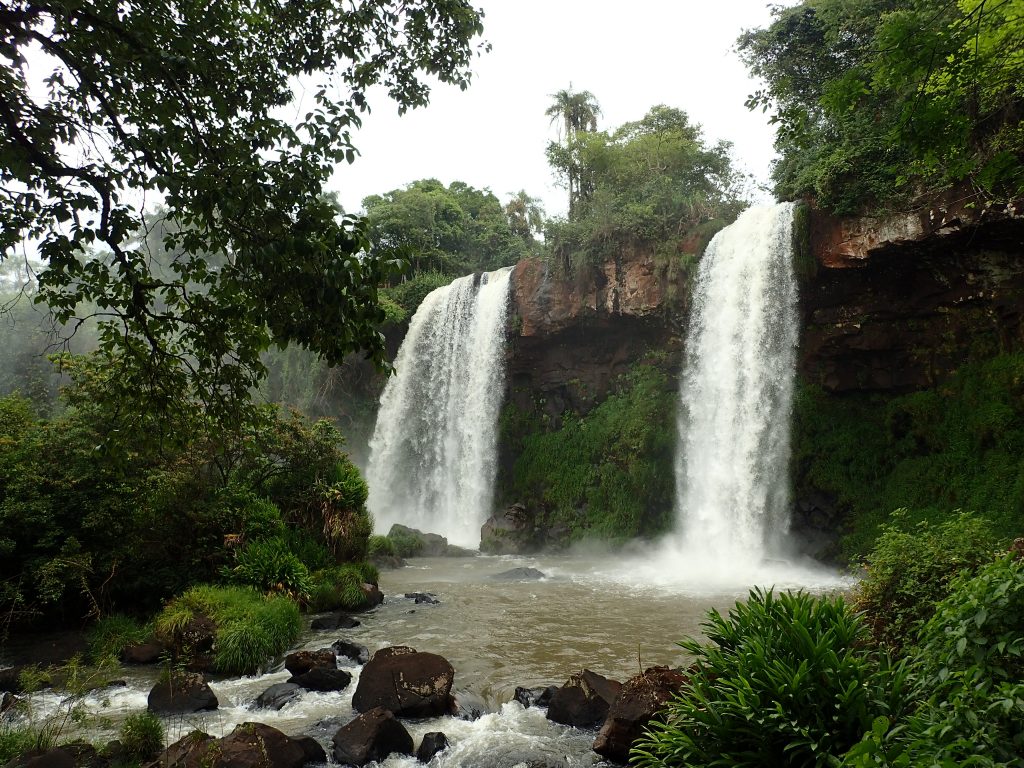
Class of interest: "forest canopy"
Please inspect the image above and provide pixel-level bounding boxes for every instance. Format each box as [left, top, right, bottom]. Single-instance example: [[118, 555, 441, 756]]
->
[[0, 0, 486, 425], [740, 0, 1024, 213]]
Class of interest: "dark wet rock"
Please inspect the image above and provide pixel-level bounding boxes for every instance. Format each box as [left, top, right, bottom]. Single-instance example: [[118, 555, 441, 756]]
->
[[514, 685, 559, 709], [546, 670, 621, 729], [294, 735, 327, 765], [147, 671, 218, 714], [98, 739, 126, 763], [332, 706, 414, 766], [371, 553, 406, 570], [166, 615, 216, 673], [284, 648, 336, 676], [122, 642, 164, 665], [417, 732, 450, 762], [0, 666, 24, 695], [452, 688, 492, 720], [144, 724, 311, 768], [142, 729, 214, 768], [480, 503, 539, 555], [254, 682, 302, 710], [216, 722, 306, 768], [404, 592, 439, 604], [332, 639, 370, 665], [352, 646, 455, 717], [491, 567, 546, 581], [593, 666, 688, 763], [3, 742, 96, 768], [359, 583, 385, 609], [310, 613, 361, 631], [289, 666, 352, 692], [1, 691, 21, 715], [445, 545, 477, 558]]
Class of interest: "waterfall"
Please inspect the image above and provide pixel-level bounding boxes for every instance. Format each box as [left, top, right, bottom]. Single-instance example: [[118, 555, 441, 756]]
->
[[673, 202, 798, 568], [366, 267, 513, 549]]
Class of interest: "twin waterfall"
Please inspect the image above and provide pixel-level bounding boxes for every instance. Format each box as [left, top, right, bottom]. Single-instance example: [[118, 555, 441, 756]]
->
[[367, 204, 798, 570], [671, 202, 797, 570], [366, 268, 513, 549]]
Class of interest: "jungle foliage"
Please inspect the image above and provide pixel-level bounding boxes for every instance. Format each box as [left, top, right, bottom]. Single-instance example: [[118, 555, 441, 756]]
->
[[500, 363, 677, 543], [0, 0, 486, 429], [0, 352, 376, 634], [545, 103, 745, 272], [739, 0, 1024, 213], [792, 352, 1024, 561]]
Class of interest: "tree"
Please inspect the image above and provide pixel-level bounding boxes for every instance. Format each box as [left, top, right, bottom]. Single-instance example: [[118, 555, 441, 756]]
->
[[739, 0, 1024, 213], [503, 189, 545, 244], [545, 87, 602, 217], [362, 178, 526, 276], [0, 1, 487, 427]]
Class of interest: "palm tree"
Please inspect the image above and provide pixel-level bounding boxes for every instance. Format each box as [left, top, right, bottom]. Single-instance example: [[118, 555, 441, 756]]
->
[[504, 190, 545, 243], [546, 87, 601, 218]]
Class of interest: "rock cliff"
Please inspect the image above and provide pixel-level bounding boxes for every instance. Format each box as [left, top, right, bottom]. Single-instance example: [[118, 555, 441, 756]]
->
[[801, 196, 1024, 392]]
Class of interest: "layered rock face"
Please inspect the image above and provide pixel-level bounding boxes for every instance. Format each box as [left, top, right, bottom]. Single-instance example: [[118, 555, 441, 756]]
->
[[801, 197, 1024, 392], [507, 246, 688, 422]]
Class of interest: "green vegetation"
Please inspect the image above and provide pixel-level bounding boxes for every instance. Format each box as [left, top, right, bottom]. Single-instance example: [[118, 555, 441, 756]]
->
[[87, 615, 152, 665], [155, 585, 301, 675], [792, 352, 1024, 561], [633, 590, 905, 768], [0, 1, 485, 425], [119, 711, 165, 762], [740, 0, 1024, 214], [368, 535, 398, 559], [387, 527, 426, 558], [307, 563, 380, 613], [545, 100, 745, 272], [853, 512, 1001, 649], [502, 363, 677, 543]]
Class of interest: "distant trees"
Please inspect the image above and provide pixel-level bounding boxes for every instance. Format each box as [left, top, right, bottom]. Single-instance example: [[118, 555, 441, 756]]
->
[[739, 0, 1024, 213], [545, 103, 746, 271], [546, 88, 603, 217]]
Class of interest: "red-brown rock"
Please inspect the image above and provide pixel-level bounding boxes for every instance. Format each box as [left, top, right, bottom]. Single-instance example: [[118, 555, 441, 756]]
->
[[352, 646, 455, 717], [593, 666, 687, 763]]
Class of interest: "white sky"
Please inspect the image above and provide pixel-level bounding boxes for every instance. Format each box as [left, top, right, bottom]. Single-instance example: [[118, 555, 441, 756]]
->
[[327, 0, 786, 218]]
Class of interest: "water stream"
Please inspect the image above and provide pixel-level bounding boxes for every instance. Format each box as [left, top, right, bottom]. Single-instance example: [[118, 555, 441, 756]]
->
[[366, 268, 513, 549]]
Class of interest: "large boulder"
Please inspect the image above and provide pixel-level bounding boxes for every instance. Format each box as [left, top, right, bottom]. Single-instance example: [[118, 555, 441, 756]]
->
[[352, 646, 455, 717], [388, 524, 450, 557], [122, 642, 164, 665], [491, 567, 545, 581], [310, 613, 360, 631], [546, 670, 621, 729], [253, 682, 302, 710], [144, 724, 310, 768], [284, 648, 335, 676], [360, 583, 385, 609], [593, 666, 688, 763], [289, 666, 352, 692], [217, 723, 306, 768], [514, 685, 559, 709], [147, 671, 218, 714], [332, 706, 414, 766], [4, 743, 96, 768], [480, 503, 539, 554]]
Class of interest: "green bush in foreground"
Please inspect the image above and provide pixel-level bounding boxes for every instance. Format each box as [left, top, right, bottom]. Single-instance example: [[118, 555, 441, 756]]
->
[[306, 563, 380, 613], [854, 510, 1000, 650], [633, 589, 908, 768], [224, 536, 313, 601], [87, 614, 151, 664], [0, 726, 42, 765], [155, 585, 300, 675], [119, 710, 164, 761], [845, 554, 1024, 767]]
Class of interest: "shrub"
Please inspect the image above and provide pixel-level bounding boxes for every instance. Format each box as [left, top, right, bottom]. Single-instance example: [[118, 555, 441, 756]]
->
[[367, 535, 396, 558], [282, 526, 333, 572], [119, 710, 164, 760], [633, 589, 904, 768], [387, 528, 423, 558], [306, 563, 379, 613], [87, 614, 151, 663], [0, 725, 42, 765], [845, 553, 1024, 767], [854, 510, 1000, 649], [225, 537, 313, 600], [155, 585, 301, 675]]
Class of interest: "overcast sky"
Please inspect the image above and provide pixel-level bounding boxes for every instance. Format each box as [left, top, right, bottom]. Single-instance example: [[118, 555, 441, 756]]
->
[[327, 0, 787, 218]]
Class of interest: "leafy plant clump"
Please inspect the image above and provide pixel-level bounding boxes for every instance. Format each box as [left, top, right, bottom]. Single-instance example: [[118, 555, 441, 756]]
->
[[367, 535, 397, 558], [306, 563, 380, 613], [223, 537, 314, 601], [853, 511, 1000, 649], [119, 710, 165, 761], [386, 528, 424, 558], [87, 614, 152, 664], [155, 585, 300, 676], [633, 589, 907, 768]]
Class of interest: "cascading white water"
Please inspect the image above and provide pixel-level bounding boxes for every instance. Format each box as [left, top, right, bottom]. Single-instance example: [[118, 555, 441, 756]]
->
[[366, 268, 513, 549], [672, 202, 798, 570]]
